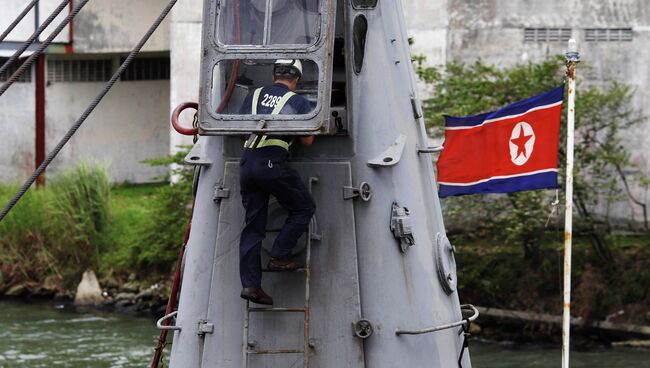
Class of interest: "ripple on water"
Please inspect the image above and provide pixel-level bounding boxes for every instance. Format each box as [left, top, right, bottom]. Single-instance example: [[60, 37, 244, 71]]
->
[[0, 301, 158, 367]]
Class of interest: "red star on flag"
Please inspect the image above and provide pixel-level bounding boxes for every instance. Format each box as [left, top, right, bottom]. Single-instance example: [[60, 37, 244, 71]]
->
[[510, 125, 533, 159]]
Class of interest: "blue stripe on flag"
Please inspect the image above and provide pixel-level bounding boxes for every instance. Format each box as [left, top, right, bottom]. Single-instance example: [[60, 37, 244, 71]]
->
[[444, 85, 565, 128], [438, 171, 558, 198]]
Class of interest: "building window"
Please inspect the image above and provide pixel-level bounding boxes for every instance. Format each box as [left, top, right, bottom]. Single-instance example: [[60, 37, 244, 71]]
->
[[47, 59, 113, 82], [120, 57, 170, 81], [0, 58, 32, 83], [524, 28, 572, 43], [585, 28, 633, 42]]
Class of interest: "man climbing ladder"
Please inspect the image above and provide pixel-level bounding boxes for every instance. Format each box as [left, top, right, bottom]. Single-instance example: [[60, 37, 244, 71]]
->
[[238, 59, 316, 305]]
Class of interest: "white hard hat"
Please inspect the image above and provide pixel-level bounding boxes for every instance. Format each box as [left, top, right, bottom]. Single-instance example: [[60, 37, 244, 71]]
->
[[274, 59, 303, 78], [251, 0, 288, 13]]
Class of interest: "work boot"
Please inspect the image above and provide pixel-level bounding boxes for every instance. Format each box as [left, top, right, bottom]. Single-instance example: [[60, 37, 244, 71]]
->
[[240, 288, 273, 305], [267, 257, 305, 271]]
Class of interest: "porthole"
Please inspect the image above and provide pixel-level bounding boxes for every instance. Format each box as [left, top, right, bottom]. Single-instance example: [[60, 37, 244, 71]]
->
[[353, 15, 368, 74]]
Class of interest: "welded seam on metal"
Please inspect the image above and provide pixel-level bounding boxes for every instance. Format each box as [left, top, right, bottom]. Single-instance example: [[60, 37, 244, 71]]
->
[[0, 0, 179, 223], [0, 0, 86, 97], [0, 0, 40, 43], [0, 0, 70, 77]]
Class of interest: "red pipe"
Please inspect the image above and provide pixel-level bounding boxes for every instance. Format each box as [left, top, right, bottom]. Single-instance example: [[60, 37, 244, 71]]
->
[[65, 0, 74, 54]]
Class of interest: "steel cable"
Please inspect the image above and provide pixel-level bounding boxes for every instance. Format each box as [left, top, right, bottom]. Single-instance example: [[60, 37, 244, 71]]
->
[[0, 0, 179, 222], [0, 0, 85, 97], [0, 0, 70, 77], [0, 0, 39, 43]]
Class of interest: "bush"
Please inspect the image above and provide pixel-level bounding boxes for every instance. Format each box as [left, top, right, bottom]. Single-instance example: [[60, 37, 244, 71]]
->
[[109, 149, 194, 274], [0, 163, 111, 286]]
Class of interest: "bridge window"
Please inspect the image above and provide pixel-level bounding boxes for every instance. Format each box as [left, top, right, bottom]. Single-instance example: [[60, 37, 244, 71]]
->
[[353, 15, 368, 74], [211, 59, 318, 116], [217, 0, 321, 46], [352, 0, 377, 9]]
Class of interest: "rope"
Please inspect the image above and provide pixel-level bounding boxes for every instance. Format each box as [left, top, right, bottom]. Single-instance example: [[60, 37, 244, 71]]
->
[[0, 0, 39, 43], [0, 0, 179, 223], [457, 318, 471, 368], [0, 0, 70, 77], [0, 0, 87, 97]]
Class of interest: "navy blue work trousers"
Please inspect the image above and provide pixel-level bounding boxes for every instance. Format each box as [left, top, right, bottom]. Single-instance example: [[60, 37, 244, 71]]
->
[[239, 146, 316, 288]]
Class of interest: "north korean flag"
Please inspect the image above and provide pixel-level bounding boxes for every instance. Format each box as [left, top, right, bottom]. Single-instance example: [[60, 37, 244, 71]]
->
[[437, 85, 564, 198]]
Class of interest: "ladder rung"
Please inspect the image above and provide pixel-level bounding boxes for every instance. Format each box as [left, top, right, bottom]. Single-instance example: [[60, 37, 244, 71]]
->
[[248, 307, 306, 313], [261, 267, 307, 273], [247, 348, 304, 355]]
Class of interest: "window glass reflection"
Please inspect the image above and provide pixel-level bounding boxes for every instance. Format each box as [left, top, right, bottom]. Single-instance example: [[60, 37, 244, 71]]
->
[[217, 0, 321, 46]]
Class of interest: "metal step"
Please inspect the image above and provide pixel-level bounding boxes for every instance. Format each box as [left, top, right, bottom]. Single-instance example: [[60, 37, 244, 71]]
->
[[247, 349, 304, 355], [261, 267, 308, 273], [248, 307, 307, 313]]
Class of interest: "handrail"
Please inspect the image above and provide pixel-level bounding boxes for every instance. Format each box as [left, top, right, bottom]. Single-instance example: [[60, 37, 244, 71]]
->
[[395, 304, 479, 336], [171, 102, 199, 136], [417, 146, 444, 154], [156, 311, 181, 331]]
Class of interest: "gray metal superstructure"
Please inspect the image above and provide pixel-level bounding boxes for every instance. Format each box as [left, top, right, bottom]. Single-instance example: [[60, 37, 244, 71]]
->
[[166, 1, 475, 366]]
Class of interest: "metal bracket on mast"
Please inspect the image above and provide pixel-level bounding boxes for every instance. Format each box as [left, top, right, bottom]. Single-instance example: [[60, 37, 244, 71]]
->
[[367, 134, 407, 168]]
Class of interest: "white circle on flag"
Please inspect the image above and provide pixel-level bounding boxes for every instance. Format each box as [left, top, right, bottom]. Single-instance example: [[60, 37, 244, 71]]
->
[[509, 121, 536, 166]]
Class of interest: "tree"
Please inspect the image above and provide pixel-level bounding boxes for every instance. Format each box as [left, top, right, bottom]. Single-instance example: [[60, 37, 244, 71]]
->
[[414, 56, 646, 263]]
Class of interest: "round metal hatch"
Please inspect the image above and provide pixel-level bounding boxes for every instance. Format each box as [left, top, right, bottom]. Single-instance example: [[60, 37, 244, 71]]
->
[[434, 232, 457, 295]]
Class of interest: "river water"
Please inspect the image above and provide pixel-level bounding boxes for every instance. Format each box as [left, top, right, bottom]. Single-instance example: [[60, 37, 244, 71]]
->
[[1, 300, 648, 367]]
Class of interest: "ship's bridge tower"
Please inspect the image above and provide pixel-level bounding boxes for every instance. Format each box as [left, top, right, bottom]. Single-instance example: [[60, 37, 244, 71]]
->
[[199, 0, 339, 135], [168, 1, 474, 367]]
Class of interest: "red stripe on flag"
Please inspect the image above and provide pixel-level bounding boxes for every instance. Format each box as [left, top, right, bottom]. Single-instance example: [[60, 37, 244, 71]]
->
[[437, 104, 562, 184]]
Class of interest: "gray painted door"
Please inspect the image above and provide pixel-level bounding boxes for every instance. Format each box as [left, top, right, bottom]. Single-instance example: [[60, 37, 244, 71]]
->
[[200, 161, 365, 368]]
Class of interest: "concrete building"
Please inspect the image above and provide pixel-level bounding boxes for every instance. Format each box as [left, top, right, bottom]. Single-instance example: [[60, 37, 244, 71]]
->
[[1, 0, 171, 183], [1, 0, 649, 220]]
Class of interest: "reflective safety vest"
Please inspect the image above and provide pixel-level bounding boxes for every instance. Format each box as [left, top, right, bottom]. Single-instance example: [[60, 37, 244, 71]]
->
[[244, 87, 295, 150]]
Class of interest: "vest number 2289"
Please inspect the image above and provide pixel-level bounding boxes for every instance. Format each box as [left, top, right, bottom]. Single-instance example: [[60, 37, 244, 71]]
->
[[261, 94, 282, 108]]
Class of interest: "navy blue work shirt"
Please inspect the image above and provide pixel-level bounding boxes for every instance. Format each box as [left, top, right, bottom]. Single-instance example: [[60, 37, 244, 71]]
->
[[239, 83, 313, 146], [239, 83, 312, 115]]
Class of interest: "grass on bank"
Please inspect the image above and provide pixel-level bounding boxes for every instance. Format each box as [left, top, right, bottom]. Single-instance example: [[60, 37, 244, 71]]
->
[[0, 164, 111, 287], [0, 164, 187, 289]]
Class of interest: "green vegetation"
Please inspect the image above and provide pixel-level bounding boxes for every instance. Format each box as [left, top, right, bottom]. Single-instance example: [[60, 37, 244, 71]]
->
[[414, 56, 649, 321], [0, 152, 193, 291], [106, 151, 194, 276], [0, 164, 111, 287]]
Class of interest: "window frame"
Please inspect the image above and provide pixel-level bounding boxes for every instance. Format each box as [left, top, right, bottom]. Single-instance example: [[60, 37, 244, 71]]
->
[[198, 0, 338, 135], [211, 0, 328, 53]]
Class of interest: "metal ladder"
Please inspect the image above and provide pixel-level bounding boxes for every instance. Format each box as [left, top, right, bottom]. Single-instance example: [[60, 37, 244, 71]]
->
[[242, 177, 318, 368]]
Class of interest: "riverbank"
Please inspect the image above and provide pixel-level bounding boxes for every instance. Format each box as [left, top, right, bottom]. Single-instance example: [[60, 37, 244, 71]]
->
[[1, 177, 648, 345]]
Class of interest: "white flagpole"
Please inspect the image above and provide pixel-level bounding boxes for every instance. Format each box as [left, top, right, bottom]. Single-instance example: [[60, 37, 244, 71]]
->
[[562, 38, 580, 368]]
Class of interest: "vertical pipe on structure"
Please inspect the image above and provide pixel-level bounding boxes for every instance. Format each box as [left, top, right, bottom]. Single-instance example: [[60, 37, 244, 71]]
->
[[562, 38, 580, 368], [35, 55, 46, 186], [66, 0, 74, 54]]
